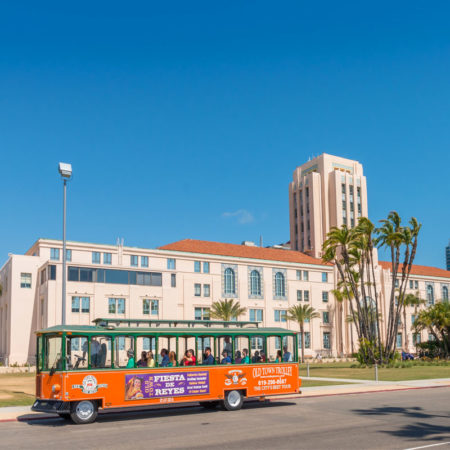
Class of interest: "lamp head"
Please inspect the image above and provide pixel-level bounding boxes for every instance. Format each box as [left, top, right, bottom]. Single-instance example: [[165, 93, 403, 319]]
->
[[58, 162, 72, 179]]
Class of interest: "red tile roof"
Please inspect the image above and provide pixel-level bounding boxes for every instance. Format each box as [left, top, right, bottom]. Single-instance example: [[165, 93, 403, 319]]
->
[[159, 239, 331, 266], [379, 261, 450, 279]]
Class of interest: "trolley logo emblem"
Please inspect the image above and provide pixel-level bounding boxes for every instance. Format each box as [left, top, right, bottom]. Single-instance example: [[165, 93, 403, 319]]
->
[[225, 369, 247, 386], [72, 375, 108, 394]]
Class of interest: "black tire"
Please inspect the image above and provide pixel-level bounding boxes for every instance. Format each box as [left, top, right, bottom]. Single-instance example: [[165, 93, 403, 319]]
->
[[222, 390, 244, 411], [58, 413, 71, 421], [201, 401, 220, 409], [70, 400, 98, 425]]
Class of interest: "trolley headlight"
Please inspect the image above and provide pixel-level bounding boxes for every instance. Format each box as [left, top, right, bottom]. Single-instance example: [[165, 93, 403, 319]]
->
[[52, 384, 61, 394]]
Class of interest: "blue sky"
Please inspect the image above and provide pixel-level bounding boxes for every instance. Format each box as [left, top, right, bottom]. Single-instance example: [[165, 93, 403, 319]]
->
[[0, 1, 449, 268]]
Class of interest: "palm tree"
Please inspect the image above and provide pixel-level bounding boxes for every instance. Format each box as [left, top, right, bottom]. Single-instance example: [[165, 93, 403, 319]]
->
[[210, 298, 246, 322], [402, 293, 425, 352], [287, 304, 319, 363]]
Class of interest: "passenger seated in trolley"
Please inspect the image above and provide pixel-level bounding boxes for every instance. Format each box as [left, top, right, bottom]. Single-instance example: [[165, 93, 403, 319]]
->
[[168, 351, 177, 367], [241, 348, 250, 363], [202, 347, 215, 365], [221, 350, 231, 364], [234, 350, 242, 364], [147, 351, 155, 367], [137, 351, 148, 367], [181, 349, 195, 366], [283, 345, 292, 362], [126, 349, 135, 368], [160, 349, 169, 367]]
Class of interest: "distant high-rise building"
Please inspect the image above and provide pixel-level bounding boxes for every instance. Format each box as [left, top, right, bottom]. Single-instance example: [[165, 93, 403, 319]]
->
[[446, 241, 450, 271], [289, 153, 368, 258]]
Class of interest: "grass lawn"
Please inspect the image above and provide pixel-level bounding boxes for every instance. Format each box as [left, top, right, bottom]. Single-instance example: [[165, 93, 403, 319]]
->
[[299, 361, 450, 381], [0, 372, 35, 407]]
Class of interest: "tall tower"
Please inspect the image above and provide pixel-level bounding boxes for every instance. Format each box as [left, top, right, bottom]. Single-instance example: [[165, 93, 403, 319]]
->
[[289, 153, 369, 257]]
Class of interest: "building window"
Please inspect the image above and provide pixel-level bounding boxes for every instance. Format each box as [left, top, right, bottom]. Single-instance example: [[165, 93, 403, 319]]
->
[[203, 262, 210, 273], [250, 270, 261, 296], [415, 280, 419, 289], [396, 333, 402, 348], [141, 256, 149, 268], [40, 269, 46, 285], [394, 279, 399, 288], [323, 311, 329, 324], [249, 309, 263, 322], [322, 291, 329, 302], [108, 298, 125, 314], [167, 258, 176, 270], [92, 252, 100, 264], [72, 296, 80, 312], [72, 296, 90, 313], [50, 248, 60, 260], [409, 280, 413, 289], [103, 253, 112, 265], [304, 290, 310, 302], [81, 297, 90, 313], [48, 265, 56, 280], [428, 334, 436, 342], [426, 284, 434, 306], [224, 268, 236, 295], [303, 271, 309, 281], [203, 284, 210, 297], [20, 273, 32, 288], [65, 249, 72, 262], [411, 314, 416, 325], [195, 307, 210, 321], [442, 286, 449, 301], [297, 290, 302, 301], [194, 261, 201, 273], [413, 333, 421, 345], [322, 272, 328, 283], [274, 272, 286, 297], [130, 255, 138, 267], [274, 310, 287, 323], [323, 332, 331, 349], [341, 184, 346, 194], [194, 283, 201, 296], [299, 332, 311, 349], [171, 273, 176, 287], [143, 299, 159, 316]]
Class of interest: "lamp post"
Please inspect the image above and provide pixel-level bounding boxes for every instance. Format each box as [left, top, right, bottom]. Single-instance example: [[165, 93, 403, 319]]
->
[[58, 162, 72, 325]]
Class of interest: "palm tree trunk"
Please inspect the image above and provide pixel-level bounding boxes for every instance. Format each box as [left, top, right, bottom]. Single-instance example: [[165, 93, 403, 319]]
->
[[300, 325, 305, 364]]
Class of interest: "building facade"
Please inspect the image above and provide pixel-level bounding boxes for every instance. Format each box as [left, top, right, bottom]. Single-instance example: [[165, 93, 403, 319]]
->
[[1, 237, 449, 365], [289, 154, 368, 258]]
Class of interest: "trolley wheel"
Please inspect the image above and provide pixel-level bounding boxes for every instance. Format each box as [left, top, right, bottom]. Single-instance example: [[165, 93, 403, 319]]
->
[[201, 401, 220, 409], [70, 400, 98, 424], [222, 390, 244, 411]]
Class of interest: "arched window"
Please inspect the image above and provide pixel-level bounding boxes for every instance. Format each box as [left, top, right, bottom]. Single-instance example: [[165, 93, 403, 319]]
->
[[224, 268, 236, 295], [426, 284, 434, 305], [250, 270, 261, 296], [442, 286, 449, 302], [275, 272, 285, 297]]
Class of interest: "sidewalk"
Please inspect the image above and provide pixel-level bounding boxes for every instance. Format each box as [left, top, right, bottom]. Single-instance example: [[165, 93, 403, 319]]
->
[[1, 378, 449, 423]]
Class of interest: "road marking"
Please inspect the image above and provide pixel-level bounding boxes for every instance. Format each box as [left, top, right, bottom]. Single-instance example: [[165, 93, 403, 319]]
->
[[404, 442, 450, 450]]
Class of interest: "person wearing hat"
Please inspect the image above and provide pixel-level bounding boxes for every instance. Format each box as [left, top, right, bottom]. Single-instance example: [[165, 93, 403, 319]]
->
[[126, 349, 135, 368]]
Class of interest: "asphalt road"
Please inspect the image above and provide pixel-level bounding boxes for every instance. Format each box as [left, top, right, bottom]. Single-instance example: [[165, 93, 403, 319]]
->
[[1, 388, 449, 450]]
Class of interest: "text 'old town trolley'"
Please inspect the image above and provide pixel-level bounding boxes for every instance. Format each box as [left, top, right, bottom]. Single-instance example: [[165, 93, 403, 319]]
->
[[33, 318, 301, 424]]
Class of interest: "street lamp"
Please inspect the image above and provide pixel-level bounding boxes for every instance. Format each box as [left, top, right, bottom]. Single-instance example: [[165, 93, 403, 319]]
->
[[58, 162, 72, 325]]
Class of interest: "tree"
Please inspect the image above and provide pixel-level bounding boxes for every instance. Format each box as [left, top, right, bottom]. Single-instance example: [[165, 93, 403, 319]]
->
[[323, 211, 421, 364], [210, 298, 246, 322], [401, 293, 425, 352], [413, 302, 450, 358], [286, 304, 319, 363], [375, 213, 421, 359]]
